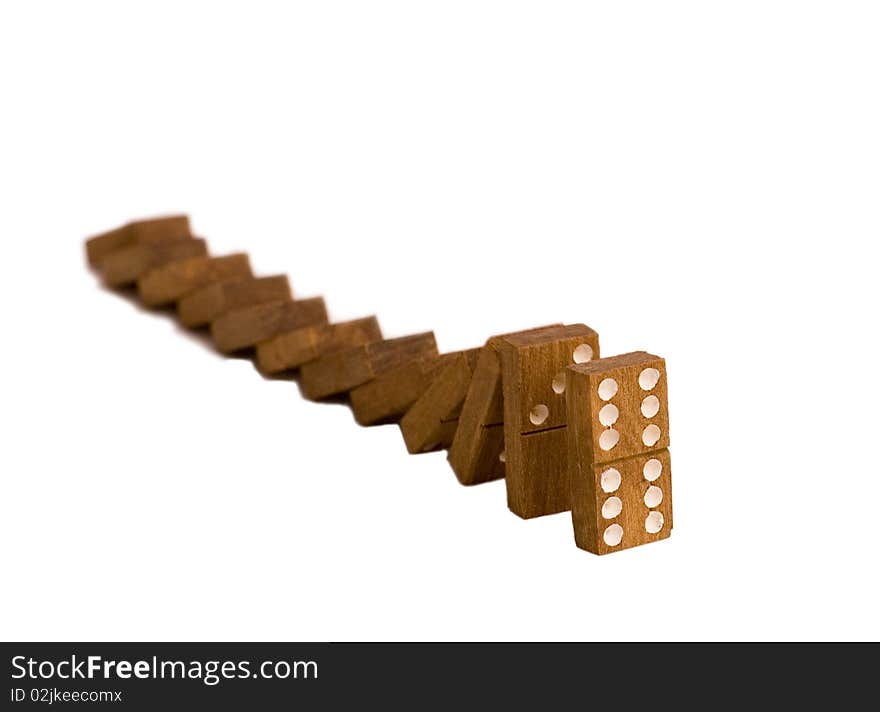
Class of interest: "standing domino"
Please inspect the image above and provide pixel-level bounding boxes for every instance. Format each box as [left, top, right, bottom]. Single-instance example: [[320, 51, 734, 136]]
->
[[566, 352, 672, 554]]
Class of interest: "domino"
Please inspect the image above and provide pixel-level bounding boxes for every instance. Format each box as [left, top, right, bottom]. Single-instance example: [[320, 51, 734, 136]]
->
[[138, 254, 253, 307], [299, 332, 437, 401], [496, 323, 600, 518], [211, 297, 329, 354], [98, 239, 208, 287], [85, 214, 192, 267], [255, 317, 383, 375], [399, 348, 481, 454], [350, 351, 466, 427], [565, 352, 672, 554], [447, 324, 563, 486], [177, 275, 292, 328]]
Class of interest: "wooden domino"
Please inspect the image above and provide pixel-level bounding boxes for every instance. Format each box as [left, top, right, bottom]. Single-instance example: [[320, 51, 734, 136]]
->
[[496, 323, 600, 518], [399, 348, 481, 454], [299, 333, 438, 401], [211, 298, 329, 354], [447, 324, 562, 486], [177, 275, 292, 328], [138, 254, 253, 307], [98, 239, 209, 287], [255, 317, 383, 375], [565, 352, 672, 554], [85, 214, 192, 267], [350, 351, 466, 427]]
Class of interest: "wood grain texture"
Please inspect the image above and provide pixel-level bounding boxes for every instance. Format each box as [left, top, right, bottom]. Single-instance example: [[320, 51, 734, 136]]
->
[[567, 352, 669, 466], [177, 275, 292, 328], [211, 297, 328, 354], [508, 426, 570, 519], [448, 324, 562, 486], [350, 350, 473, 427], [569, 446, 673, 555], [497, 324, 601, 518], [566, 352, 672, 554], [98, 238, 208, 287], [85, 214, 192, 267], [400, 348, 481, 453], [447, 344, 505, 484], [497, 324, 600, 435], [299, 332, 437, 401], [138, 254, 252, 307], [421, 419, 461, 454], [255, 317, 382, 375]]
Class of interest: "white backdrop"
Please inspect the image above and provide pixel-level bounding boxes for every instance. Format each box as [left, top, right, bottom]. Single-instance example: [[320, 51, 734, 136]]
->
[[1, 1, 878, 641]]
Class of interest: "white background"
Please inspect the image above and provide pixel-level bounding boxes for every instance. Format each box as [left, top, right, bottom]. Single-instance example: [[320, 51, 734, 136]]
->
[[1, 1, 878, 641]]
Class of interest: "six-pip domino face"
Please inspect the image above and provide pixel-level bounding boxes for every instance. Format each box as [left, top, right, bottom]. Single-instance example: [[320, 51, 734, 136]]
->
[[576, 448, 673, 555], [566, 352, 672, 554], [569, 352, 669, 464]]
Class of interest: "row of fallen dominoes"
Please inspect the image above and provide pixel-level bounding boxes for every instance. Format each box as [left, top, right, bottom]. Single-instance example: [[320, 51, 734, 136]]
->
[[86, 214, 673, 555]]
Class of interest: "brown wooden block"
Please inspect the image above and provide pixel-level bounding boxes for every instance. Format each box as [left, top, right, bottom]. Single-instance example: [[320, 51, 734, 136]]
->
[[98, 238, 208, 287], [299, 332, 438, 401], [350, 351, 467, 426], [566, 352, 671, 554], [569, 448, 673, 555], [211, 298, 329, 354], [496, 324, 601, 518], [177, 275, 292, 328], [85, 215, 192, 267], [509, 426, 570, 518], [447, 345, 505, 484], [468, 421, 506, 481], [400, 348, 482, 453], [138, 254, 252, 307], [255, 317, 382, 375], [424, 419, 459, 453], [447, 324, 562, 486], [565, 351, 670, 466]]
